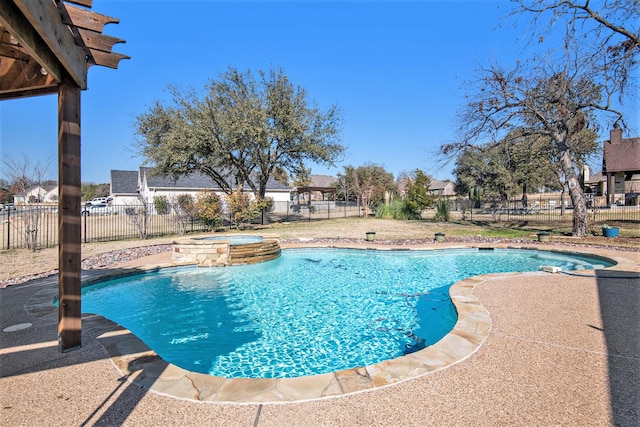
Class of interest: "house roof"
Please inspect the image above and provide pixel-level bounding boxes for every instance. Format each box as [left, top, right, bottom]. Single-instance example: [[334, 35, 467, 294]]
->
[[604, 137, 640, 173], [309, 175, 337, 188], [141, 167, 291, 192], [16, 184, 58, 197], [429, 180, 453, 191], [110, 170, 139, 194]]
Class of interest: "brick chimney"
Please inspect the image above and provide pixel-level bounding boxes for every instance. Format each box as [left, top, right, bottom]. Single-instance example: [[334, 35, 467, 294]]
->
[[610, 125, 623, 144]]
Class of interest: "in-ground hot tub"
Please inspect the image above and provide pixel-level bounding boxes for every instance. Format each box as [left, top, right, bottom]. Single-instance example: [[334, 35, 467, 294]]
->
[[172, 234, 281, 267]]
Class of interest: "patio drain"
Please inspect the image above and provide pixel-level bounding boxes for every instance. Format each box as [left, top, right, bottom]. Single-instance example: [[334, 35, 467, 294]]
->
[[3, 323, 33, 332]]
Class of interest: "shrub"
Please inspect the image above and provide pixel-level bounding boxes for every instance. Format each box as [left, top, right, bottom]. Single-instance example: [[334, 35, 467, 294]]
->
[[253, 197, 274, 213], [194, 191, 223, 230], [226, 190, 256, 229], [434, 198, 451, 222], [375, 199, 419, 220], [153, 195, 170, 215], [177, 194, 194, 213]]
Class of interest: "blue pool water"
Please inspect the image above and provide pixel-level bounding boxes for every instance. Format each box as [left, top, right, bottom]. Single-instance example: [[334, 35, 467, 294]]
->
[[80, 248, 612, 379], [196, 235, 263, 245]]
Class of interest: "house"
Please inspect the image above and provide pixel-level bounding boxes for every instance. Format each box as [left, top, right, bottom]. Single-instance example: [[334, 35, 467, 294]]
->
[[583, 170, 607, 197], [14, 184, 58, 204], [110, 170, 141, 206], [110, 167, 293, 213], [396, 176, 457, 199], [602, 127, 640, 205], [428, 180, 456, 197]]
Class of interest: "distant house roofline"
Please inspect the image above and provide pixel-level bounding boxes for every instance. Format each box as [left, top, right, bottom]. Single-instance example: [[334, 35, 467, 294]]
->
[[111, 168, 292, 194], [603, 128, 640, 174]]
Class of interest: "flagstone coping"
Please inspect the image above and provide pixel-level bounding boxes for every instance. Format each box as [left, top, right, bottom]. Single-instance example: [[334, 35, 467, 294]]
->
[[24, 243, 633, 403]]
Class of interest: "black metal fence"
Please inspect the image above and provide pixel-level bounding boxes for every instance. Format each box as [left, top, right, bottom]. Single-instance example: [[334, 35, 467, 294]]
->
[[428, 195, 640, 224], [2, 197, 637, 250], [0, 201, 364, 250]]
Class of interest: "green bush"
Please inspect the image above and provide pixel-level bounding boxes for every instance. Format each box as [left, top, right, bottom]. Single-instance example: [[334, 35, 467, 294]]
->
[[153, 195, 170, 215]]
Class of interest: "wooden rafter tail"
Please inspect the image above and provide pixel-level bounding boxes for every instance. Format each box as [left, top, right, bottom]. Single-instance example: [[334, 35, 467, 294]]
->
[[64, 4, 119, 33], [78, 28, 125, 53], [88, 50, 130, 69]]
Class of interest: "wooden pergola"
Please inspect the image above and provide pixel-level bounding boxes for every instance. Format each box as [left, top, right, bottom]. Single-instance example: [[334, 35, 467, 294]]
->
[[0, 0, 128, 351], [295, 186, 338, 202]]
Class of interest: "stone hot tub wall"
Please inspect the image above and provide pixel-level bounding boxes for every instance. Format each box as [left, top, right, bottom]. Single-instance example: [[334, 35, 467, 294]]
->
[[172, 235, 281, 267]]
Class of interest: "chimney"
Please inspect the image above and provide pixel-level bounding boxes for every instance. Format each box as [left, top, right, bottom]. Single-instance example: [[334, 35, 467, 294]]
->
[[610, 125, 623, 144]]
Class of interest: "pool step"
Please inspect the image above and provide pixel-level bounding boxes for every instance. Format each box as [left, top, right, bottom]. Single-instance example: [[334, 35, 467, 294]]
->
[[227, 239, 281, 266]]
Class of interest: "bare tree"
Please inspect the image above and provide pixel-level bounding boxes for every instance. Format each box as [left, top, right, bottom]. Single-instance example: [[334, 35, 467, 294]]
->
[[168, 194, 195, 235], [2, 156, 51, 250], [124, 196, 149, 240], [513, 0, 639, 103], [444, 63, 601, 235], [444, 1, 638, 236]]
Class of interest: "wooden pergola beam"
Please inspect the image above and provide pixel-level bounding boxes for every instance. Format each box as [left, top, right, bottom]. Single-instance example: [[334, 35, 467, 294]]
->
[[0, 29, 58, 97], [9, 0, 88, 88]]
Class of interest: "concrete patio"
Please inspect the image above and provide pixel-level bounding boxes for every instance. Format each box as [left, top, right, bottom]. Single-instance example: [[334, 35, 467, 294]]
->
[[1, 243, 638, 426]]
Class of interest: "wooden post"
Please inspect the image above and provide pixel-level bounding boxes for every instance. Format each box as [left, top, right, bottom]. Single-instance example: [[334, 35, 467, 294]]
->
[[58, 79, 82, 352]]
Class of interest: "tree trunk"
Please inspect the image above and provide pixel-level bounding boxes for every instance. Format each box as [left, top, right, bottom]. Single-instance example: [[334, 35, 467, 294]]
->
[[558, 149, 588, 236], [258, 181, 267, 200]]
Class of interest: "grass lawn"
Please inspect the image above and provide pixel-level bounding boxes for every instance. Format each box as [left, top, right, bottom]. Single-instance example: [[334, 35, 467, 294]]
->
[[259, 217, 639, 243]]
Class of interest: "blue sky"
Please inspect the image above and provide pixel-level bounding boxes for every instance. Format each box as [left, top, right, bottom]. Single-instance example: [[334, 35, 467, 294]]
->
[[1, 0, 637, 184]]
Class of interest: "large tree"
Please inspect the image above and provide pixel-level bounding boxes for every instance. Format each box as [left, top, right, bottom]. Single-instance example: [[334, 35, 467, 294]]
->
[[134, 67, 344, 199], [401, 169, 434, 215], [453, 131, 577, 200], [445, 64, 603, 235], [443, 1, 638, 236], [337, 163, 396, 216]]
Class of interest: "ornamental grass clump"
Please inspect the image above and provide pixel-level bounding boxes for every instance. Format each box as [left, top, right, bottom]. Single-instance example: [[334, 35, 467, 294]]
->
[[434, 198, 451, 222]]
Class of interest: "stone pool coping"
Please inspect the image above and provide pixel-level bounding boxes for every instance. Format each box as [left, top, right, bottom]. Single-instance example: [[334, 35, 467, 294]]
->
[[23, 242, 635, 404]]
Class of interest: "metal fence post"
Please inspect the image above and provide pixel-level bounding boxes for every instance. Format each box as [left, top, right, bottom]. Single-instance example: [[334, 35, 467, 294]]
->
[[6, 207, 10, 249]]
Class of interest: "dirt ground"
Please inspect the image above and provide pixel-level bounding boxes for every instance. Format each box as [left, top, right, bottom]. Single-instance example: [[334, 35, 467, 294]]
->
[[1, 218, 637, 284]]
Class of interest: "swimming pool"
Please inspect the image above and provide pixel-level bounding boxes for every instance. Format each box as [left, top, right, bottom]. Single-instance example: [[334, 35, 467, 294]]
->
[[80, 248, 612, 379]]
